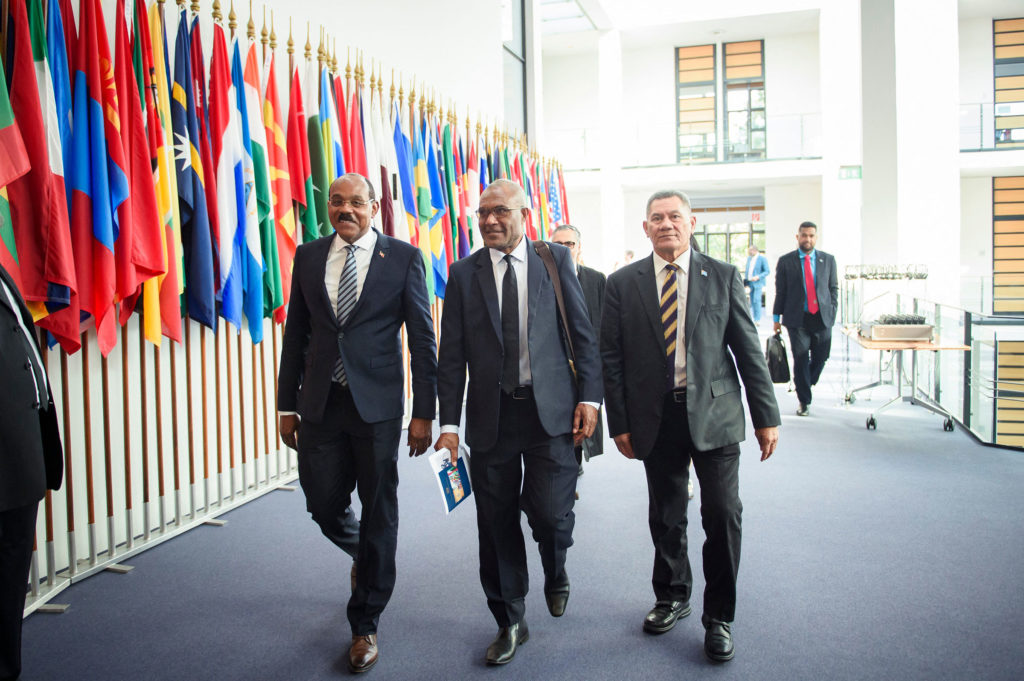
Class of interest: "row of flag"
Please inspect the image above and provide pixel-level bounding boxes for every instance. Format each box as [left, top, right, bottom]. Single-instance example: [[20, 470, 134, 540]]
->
[[0, 0, 572, 357]]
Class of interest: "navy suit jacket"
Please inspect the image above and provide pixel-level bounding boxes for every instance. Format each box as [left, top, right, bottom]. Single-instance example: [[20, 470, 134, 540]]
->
[[437, 240, 602, 452], [743, 254, 770, 289], [278, 229, 437, 425], [0, 263, 63, 512], [772, 249, 839, 329], [602, 250, 780, 458]]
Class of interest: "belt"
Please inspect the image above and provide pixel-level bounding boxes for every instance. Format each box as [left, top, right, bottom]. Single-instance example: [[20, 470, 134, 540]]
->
[[669, 387, 687, 403], [508, 385, 533, 400]]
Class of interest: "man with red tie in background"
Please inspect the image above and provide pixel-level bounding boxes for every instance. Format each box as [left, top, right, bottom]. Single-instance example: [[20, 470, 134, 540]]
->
[[772, 221, 839, 416]]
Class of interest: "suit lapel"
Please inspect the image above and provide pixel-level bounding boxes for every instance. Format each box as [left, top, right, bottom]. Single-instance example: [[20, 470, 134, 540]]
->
[[345, 229, 390, 326], [311, 236, 336, 325], [634, 255, 662, 346], [473, 248, 501, 343], [684, 250, 706, 345]]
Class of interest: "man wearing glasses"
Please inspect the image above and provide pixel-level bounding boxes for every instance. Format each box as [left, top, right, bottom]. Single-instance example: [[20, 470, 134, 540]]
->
[[550, 225, 606, 476], [278, 173, 437, 673], [434, 180, 602, 665]]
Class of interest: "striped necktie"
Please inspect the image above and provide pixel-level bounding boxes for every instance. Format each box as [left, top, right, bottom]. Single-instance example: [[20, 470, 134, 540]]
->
[[662, 263, 680, 389], [333, 244, 358, 385]]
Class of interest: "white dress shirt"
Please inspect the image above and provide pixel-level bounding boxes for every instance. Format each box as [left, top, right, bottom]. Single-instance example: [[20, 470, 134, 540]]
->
[[325, 228, 378, 312], [652, 248, 691, 389]]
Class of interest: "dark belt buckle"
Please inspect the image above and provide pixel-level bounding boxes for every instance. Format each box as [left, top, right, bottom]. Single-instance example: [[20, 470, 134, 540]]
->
[[512, 386, 531, 400], [671, 388, 687, 403]]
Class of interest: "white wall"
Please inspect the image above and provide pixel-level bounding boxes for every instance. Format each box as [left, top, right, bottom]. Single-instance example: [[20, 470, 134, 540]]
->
[[621, 45, 677, 166], [764, 31, 821, 158], [959, 17, 995, 149], [542, 53, 600, 167], [764, 181, 822, 313], [960, 177, 992, 278]]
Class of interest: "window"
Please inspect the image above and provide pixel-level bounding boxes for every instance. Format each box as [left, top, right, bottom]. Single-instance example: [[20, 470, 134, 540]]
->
[[691, 217, 765, 266], [992, 176, 1024, 314], [994, 19, 1024, 149], [502, 0, 527, 135], [723, 40, 765, 161], [676, 45, 717, 162]]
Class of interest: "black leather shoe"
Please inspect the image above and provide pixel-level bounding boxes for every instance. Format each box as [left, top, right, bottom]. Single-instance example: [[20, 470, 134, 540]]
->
[[544, 571, 570, 617], [702, 615, 734, 662], [643, 600, 691, 634], [485, 621, 529, 665], [796, 403, 809, 416]]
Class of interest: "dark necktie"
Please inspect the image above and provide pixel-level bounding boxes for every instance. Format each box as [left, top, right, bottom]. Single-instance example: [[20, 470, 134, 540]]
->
[[333, 244, 358, 385], [501, 254, 519, 394]]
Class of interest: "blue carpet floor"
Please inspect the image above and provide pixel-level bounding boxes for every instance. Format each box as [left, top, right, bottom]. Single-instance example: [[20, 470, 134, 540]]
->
[[19, 342, 1024, 680]]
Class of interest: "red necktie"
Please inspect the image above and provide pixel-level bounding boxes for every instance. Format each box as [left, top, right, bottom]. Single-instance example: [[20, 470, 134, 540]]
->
[[803, 254, 819, 315]]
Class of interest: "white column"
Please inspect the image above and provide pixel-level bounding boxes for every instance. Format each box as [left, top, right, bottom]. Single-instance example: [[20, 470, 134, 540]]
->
[[819, 0, 863, 277], [597, 30, 626, 258], [860, 0, 961, 305]]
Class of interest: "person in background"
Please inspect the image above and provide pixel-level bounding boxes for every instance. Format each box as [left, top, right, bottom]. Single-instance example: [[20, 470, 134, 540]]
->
[[772, 221, 839, 416], [550, 225, 605, 479], [0, 262, 63, 681], [743, 246, 770, 323]]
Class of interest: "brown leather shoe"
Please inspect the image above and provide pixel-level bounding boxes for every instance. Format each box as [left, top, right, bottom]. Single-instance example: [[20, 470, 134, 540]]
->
[[348, 634, 378, 673], [351, 561, 357, 592]]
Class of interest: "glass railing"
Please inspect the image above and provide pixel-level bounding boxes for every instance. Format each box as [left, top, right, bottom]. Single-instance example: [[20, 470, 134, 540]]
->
[[958, 102, 1024, 152], [547, 112, 823, 170]]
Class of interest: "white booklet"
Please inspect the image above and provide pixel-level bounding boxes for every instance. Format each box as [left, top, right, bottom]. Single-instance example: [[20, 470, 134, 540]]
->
[[428, 446, 472, 515]]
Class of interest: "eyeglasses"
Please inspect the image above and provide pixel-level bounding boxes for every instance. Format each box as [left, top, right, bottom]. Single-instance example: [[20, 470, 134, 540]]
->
[[329, 197, 372, 208], [476, 206, 520, 220], [552, 240, 576, 248]]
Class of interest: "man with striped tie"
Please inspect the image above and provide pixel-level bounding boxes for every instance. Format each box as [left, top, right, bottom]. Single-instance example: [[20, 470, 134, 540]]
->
[[278, 173, 437, 673], [601, 190, 779, 664]]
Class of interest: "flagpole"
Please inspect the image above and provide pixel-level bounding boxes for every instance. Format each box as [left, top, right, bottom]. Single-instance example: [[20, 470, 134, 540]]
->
[[182, 317, 193, 523], [139, 325, 151, 542], [100, 351, 116, 559], [120, 324, 134, 552], [204, 324, 216, 507], [260, 329, 270, 484], [60, 349, 77, 576], [223, 328, 235, 501], [81, 334, 97, 565], [152, 342, 164, 538]]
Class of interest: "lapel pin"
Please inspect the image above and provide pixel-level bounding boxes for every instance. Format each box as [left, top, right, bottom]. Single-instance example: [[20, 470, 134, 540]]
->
[[379, 251, 386, 258], [701, 269, 708, 277]]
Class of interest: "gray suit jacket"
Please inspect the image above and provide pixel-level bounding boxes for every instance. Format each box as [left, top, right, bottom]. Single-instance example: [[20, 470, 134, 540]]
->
[[437, 240, 602, 452], [601, 250, 780, 458]]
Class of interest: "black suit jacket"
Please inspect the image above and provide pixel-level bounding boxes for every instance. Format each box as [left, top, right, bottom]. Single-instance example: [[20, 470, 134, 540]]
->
[[0, 264, 63, 512], [437, 240, 602, 452], [601, 250, 780, 459], [772, 249, 839, 329], [278, 229, 437, 425]]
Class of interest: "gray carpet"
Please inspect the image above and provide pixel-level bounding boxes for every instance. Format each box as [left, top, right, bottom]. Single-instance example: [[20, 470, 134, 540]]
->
[[19, 342, 1024, 680]]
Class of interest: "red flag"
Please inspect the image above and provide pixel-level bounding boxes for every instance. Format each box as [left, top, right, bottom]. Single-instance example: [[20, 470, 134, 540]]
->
[[5, 0, 79, 353], [334, 72, 352, 173], [190, 17, 221, 291], [263, 53, 295, 323], [287, 65, 310, 209], [114, 0, 164, 326], [348, 86, 368, 177]]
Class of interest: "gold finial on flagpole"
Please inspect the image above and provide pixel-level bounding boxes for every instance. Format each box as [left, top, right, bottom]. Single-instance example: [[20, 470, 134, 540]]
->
[[269, 11, 276, 49], [287, 18, 294, 57], [261, 6, 269, 46], [332, 40, 339, 75], [398, 74, 404, 107], [391, 70, 397, 102], [304, 23, 312, 60], [191, 0, 200, 16], [346, 47, 352, 82], [229, 1, 238, 33], [212, 0, 222, 24], [247, 0, 255, 39]]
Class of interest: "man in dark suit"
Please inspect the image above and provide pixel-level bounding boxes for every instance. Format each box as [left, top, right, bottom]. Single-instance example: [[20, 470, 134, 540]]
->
[[277, 173, 437, 673], [742, 246, 770, 323], [433, 179, 601, 666], [550, 224, 605, 472], [601, 190, 779, 663], [0, 263, 63, 681], [772, 221, 839, 416]]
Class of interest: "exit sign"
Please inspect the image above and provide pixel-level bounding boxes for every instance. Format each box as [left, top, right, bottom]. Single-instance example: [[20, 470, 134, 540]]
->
[[839, 165, 862, 180]]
